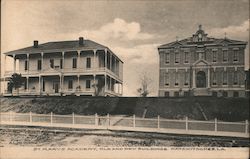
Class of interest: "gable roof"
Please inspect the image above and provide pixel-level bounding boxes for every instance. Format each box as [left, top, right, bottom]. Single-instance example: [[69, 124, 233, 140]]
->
[[158, 37, 247, 49], [4, 39, 108, 55], [158, 38, 191, 49]]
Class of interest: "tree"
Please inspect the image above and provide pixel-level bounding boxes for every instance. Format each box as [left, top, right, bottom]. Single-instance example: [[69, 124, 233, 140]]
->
[[8, 73, 25, 95], [92, 76, 105, 96], [137, 72, 152, 97]]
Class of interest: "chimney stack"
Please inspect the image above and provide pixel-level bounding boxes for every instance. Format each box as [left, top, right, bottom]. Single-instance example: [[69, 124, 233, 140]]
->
[[33, 40, 39, 48], [79, 37, 84, 46]]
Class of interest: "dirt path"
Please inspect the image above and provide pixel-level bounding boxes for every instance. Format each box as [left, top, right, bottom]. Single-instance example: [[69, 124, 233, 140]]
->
[[0, 126, 248, 147]]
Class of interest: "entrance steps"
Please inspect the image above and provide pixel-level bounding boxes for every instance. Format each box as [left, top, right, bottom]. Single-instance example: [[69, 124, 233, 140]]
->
[[193, 88, 212, 96]]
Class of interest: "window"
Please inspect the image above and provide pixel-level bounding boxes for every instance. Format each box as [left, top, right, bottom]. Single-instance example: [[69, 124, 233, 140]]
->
[[86, 80, 91, 89], [223, 71, 227, 85], [86, 57, 91, 68], [199, 52, 205, 60], [246, 92, 250, 98], [233, 91, 239, 97], [72, 58, 77, 68], [233, 71, 238, 85], [212, 70, 217, 85], [164, 72, 169, 86], [175, 72, 179, 86], [195, 52, 199, 61], [50, 59, 54, 68], [223, 91, 228, 97], [175, 52, 180, 64], [212, 91, 217, 97], [184, 91, 189, 97], [223, 50, 228, 62], [164, 92, 169, 97], [184, 52, 189, 63], [184, 71, 189, 86], [60, 59, 63, 69], [25, 60, 28, 71], [174, 92, 179, 97], [165, 53, 170, 64], [68, 80, 73, 90], [233, 50, 239, 62], [37, 59, 42, 70], [212, 51, 217, 62]]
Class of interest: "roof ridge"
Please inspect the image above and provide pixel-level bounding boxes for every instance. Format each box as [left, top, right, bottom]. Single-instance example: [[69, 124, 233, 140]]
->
[[4, 38, 108, 55]]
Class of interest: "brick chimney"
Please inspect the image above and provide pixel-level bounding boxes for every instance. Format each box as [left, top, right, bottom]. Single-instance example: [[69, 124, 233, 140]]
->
[[79, 37, 84, 46], [33, 40, 39, 48]]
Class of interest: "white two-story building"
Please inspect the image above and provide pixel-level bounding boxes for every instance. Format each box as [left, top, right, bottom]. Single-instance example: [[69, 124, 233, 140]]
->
[[3, 37, 123, 96]]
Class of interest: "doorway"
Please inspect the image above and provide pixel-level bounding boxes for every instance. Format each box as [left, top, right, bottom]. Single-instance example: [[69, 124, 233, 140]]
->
[[196, 71, 206, 88], [54, 82, 59, 93]]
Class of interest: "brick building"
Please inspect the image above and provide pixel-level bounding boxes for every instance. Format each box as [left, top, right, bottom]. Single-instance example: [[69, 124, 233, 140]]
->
[[3, 37, 123, 96], [158, 25, 247, 97]]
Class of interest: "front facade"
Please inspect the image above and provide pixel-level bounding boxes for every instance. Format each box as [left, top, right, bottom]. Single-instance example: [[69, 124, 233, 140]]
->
[[3, 37, 123, 96], [158, 25, 247, 97]]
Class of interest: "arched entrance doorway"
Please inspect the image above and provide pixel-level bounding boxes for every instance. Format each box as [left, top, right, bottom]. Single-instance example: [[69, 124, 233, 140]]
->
[[196, 71, 206, 88]]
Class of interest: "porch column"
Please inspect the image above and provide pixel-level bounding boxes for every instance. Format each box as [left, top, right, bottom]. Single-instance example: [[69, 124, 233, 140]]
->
[[120, 84, 122, 95], [105, 49, 107, 70], [41, 52, 44, 71], [26, 77, 29, 91], [41, 76, 44, 93], [62, 51, 65, 70], [109, 76, 112, 91], [27, 54, 30, 73], [59, 75, 63, 93], [93, 75, 96, 94], [121, 84, 123, 95], [110, 53, 112, 71], [77, 51, 80, 70], [104, 74, 107, 94], [93, 75, 96, 85], [207, 68, 210, 88], [38, 76, 41, 94], [61, 75, 64, 92], [119, 83, 122, 95], [77, 74, 80, 87], [116, 81, 120, 94], [13, 54, 16, 73], [119, 62, 122, 80], [192, 69, 196, 88], [93, 49, 96, 71]]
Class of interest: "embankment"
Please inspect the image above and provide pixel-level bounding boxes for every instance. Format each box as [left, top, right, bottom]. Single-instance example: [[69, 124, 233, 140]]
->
[[0, 97, 249, 121]]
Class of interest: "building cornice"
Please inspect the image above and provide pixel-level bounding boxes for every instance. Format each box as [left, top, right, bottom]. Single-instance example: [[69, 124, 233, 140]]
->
[[158, 42, 247, 51]]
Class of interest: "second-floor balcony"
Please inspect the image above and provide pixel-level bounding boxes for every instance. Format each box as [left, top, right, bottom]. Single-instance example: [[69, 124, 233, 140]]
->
[[4, 66, 123, 81]]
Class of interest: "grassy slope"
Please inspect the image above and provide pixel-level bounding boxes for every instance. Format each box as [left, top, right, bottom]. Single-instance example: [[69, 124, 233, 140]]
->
[[0, 97, 249, 121]]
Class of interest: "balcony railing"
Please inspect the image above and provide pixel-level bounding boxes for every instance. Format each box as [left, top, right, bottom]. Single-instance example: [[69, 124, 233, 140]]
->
[[4, 67, 122, 80]]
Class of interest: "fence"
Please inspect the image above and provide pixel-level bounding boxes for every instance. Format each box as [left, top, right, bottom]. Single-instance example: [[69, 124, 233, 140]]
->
[[0, 112, 249, 138]]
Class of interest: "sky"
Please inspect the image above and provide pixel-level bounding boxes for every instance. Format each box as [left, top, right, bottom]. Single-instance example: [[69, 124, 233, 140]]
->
[[1, 0, 249, 96]]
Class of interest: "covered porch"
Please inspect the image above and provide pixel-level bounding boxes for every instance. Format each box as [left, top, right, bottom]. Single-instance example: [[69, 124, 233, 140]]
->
[[3, 74, 122, 97]]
